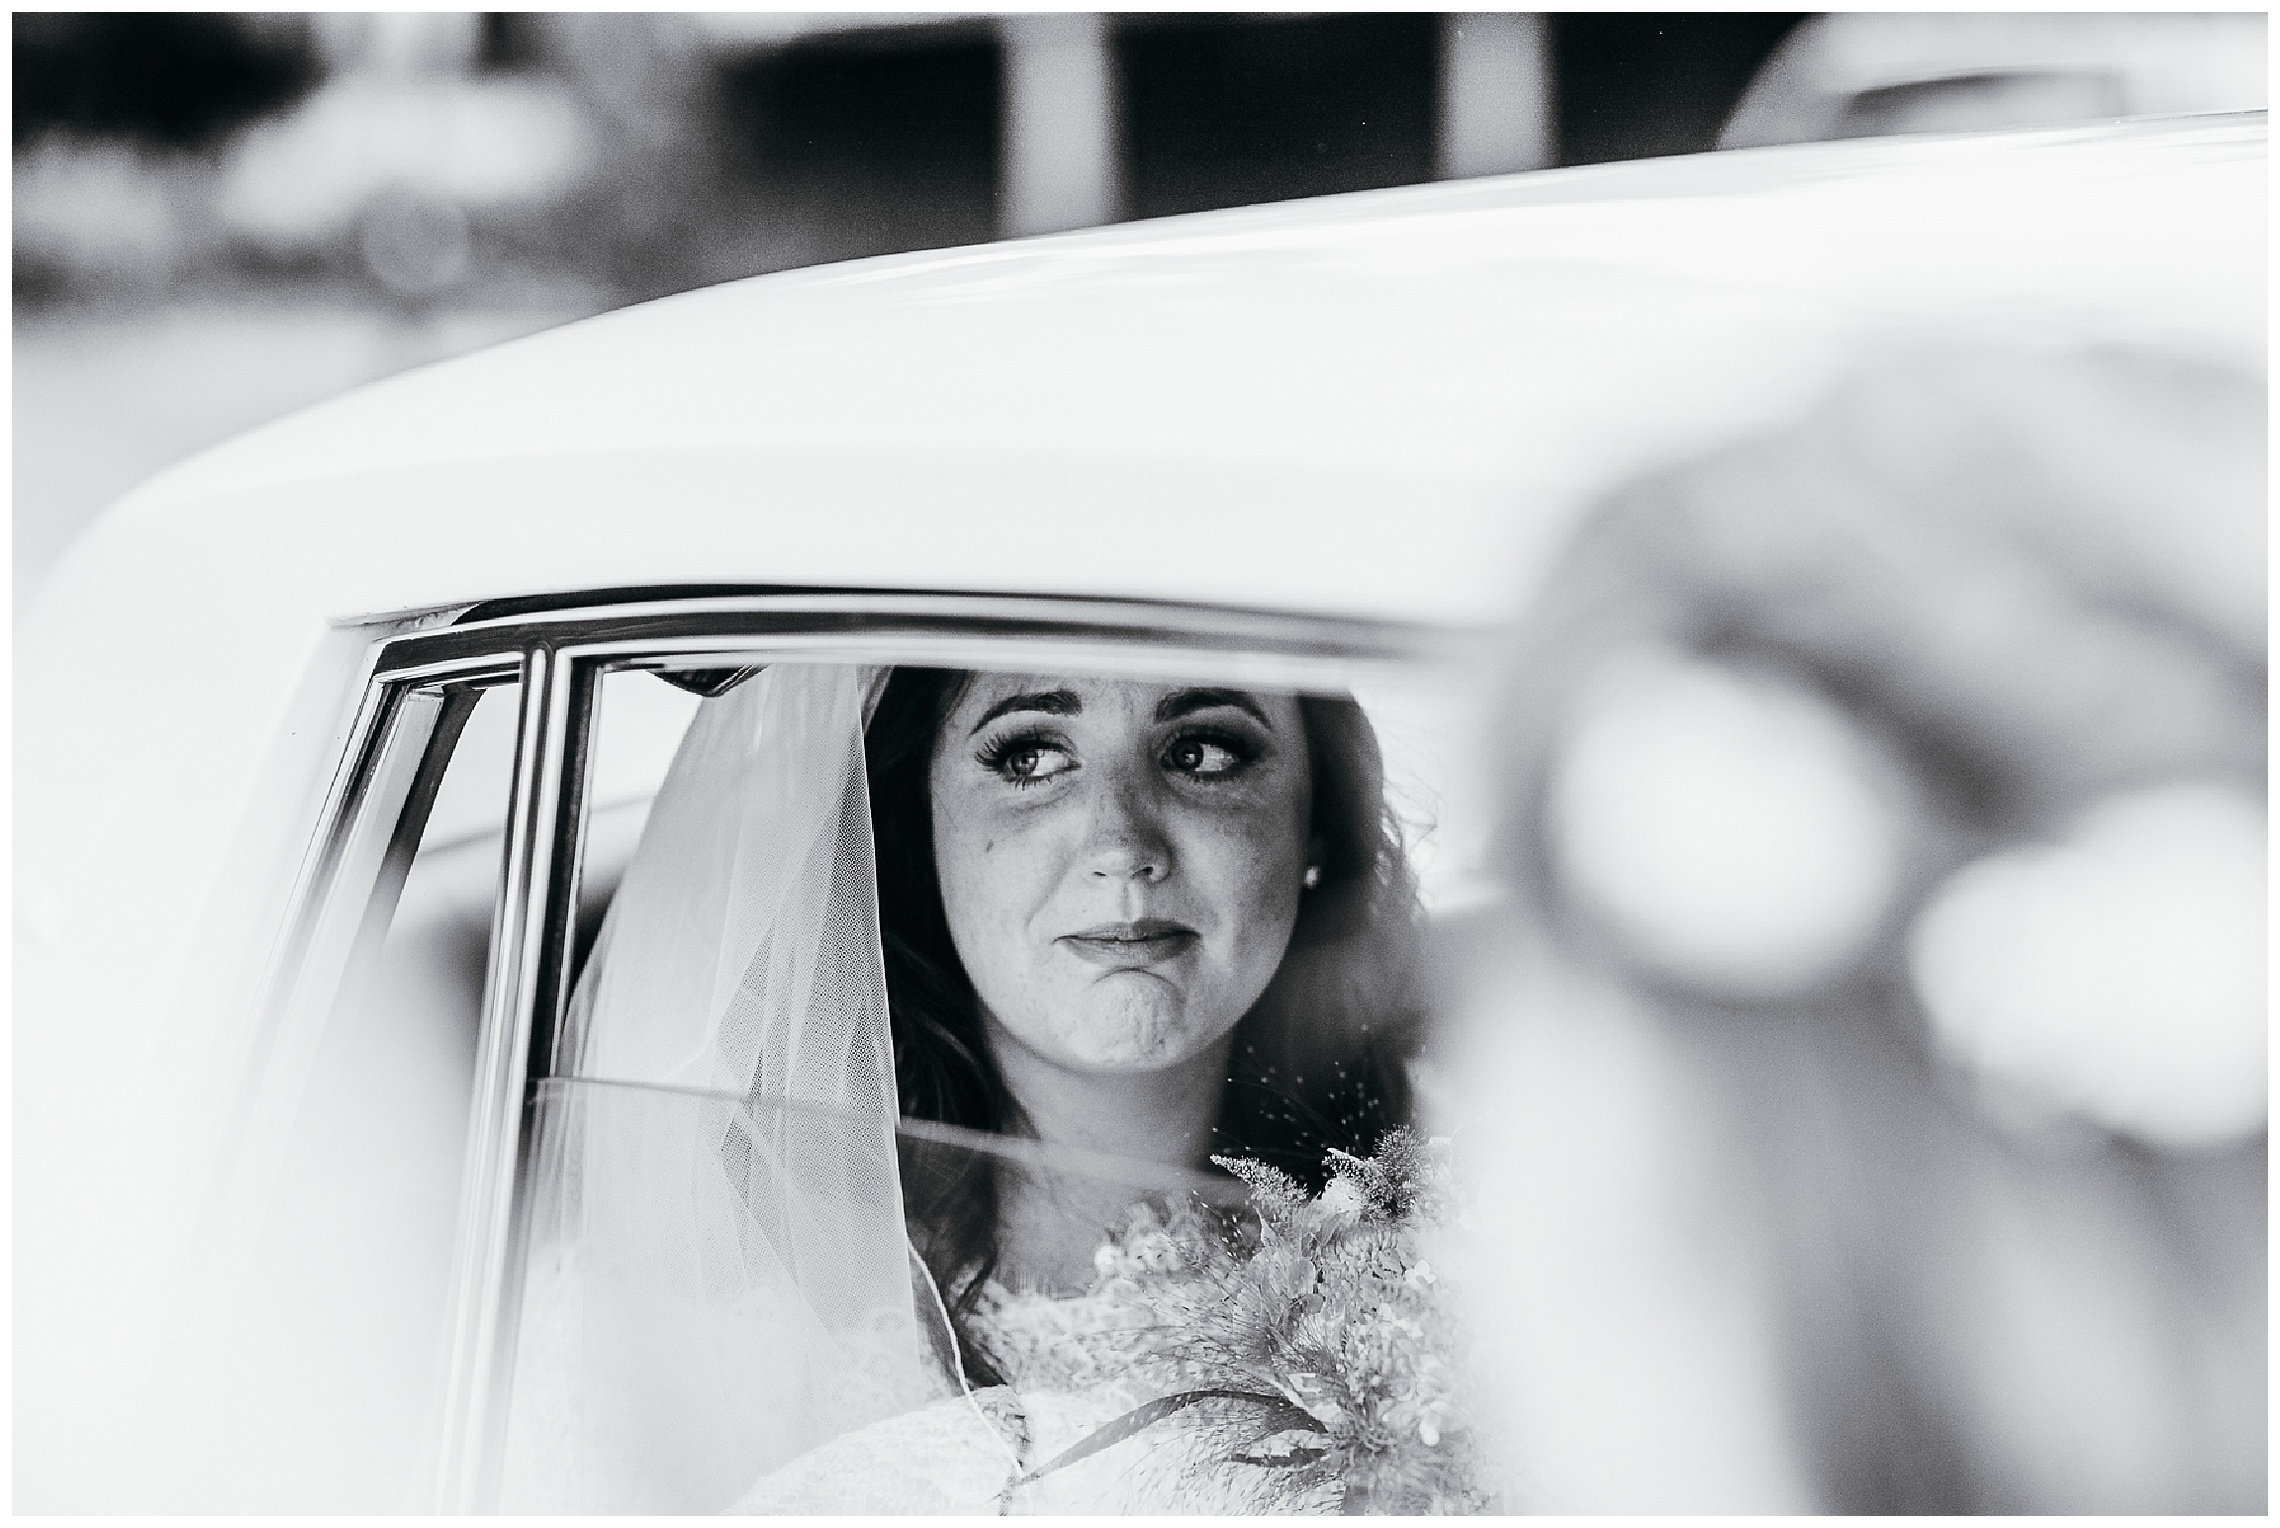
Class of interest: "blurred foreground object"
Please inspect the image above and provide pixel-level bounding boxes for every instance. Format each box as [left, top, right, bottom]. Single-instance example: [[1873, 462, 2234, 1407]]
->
[[1450, 340, 2264, 1510], [1509, 342, 2265, 1144], [1911, 780, 2265, 1150], [1724, 11, 2267, 148]]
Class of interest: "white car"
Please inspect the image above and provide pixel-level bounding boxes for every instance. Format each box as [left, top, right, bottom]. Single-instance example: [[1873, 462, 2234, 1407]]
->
[[17, 114, 2261, 1512]]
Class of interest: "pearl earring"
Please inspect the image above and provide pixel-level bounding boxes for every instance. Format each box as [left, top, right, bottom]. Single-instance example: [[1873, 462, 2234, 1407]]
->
[[1302, 864, 1322, 890]]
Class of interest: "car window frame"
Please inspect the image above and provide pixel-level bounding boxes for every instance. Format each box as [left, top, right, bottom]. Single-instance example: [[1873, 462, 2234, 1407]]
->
[[247, 590, 1470, 1511]]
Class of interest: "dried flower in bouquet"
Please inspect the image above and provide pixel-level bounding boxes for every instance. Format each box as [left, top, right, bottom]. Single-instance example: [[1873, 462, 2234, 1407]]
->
[[1018, 1127, 1494, 1514]]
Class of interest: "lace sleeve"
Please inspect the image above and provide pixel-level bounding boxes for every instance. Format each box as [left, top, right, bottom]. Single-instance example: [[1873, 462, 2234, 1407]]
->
[[725, 1387, 1027, 1515]]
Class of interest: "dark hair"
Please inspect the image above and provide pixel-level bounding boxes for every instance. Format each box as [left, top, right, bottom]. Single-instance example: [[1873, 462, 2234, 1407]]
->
[[865, 667, 1422, 1381]]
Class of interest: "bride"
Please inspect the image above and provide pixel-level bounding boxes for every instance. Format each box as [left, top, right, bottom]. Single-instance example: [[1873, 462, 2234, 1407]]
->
[[867, 669, 1418, 1320], [497, 662, 1456, 1514]]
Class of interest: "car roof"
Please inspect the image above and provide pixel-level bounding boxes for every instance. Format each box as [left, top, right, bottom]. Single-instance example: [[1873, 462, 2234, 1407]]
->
[[39, 112, 2264, 634]]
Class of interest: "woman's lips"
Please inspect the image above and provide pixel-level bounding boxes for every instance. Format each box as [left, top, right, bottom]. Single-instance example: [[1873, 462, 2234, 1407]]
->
[[1058, 919, 1200, 968]]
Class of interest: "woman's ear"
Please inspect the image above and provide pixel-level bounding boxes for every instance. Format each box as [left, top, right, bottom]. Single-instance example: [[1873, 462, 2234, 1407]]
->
[[1305, 830, 1328, 886]]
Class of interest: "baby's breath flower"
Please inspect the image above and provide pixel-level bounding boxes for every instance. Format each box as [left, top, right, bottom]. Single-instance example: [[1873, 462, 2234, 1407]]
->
[[1062, 1128, 1491, 1513]]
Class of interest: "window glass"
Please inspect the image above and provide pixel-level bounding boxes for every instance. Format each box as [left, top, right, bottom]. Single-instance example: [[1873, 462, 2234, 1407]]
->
[[575, 666, 704, 975], [1352, 670, 1502, 917]]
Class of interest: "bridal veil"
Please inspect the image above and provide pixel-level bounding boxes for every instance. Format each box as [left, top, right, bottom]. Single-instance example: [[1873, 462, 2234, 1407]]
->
[[496, 663, 984, 1511]]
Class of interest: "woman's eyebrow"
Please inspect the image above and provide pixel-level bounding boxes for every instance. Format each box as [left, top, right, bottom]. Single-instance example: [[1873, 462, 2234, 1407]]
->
[[968, 688, 1082, 736], [1155, 688, 1272, 728]]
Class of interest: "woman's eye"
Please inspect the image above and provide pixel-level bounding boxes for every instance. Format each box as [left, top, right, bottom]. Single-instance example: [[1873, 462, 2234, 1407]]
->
[[985, 740, 1074, 786], [1164, 736, 1251, 778]]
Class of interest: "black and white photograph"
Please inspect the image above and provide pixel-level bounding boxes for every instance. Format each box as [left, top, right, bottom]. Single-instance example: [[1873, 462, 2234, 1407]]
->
[[14, 9, 2267, 1515]]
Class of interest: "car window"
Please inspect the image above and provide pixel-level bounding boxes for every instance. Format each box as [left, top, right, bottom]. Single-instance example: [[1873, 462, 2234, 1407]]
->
[[488, 652, 1491, 1511]]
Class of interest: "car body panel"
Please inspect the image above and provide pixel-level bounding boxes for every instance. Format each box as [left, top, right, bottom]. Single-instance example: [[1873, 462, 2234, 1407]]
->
[[34, 114, 2261, 633]]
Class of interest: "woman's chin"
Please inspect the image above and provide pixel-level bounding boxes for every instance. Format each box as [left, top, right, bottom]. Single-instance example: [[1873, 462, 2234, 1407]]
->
[[1053, 982, 1214, 1072]]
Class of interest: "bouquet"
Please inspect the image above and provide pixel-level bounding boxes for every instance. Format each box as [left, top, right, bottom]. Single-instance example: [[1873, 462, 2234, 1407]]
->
[[1019, 1128, 1493, 1514]]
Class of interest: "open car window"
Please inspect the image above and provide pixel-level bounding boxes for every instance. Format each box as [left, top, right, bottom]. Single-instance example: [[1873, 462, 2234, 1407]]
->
[[472, 647, 1491, 1512]]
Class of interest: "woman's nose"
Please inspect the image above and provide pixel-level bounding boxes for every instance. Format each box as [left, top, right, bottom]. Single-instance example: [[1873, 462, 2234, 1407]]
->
[[1082, 776, 1173, 884]]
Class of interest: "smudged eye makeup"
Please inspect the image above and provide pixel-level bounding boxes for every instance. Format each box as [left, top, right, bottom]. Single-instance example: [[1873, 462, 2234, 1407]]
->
[[972, 721, 1265, 789], [975, 728, 1077, 787], [1161, 728, 1260, 779]]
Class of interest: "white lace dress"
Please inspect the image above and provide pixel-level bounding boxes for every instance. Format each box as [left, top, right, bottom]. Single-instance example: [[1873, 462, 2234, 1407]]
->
[[727, 1276, 1340, 1515]]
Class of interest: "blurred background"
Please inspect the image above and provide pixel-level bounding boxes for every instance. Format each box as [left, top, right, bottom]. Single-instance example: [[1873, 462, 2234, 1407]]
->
[[13, 10, 2265, 609]]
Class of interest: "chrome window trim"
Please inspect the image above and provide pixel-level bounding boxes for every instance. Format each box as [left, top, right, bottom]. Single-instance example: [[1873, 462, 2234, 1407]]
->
[[346, 589, 1478, 1511], [582, 632, 1439, 695], [433, 647, 595, 1511], [390, 590, 1480, 676], [367, 650, 535, 690]]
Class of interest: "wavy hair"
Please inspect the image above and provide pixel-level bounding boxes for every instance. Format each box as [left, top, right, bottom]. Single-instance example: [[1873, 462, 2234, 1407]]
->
[[864, 667, 1423, 1383]]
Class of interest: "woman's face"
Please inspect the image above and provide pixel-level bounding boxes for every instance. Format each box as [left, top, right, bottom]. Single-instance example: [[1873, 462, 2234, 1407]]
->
[[929, 674, 1315, 1076]]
